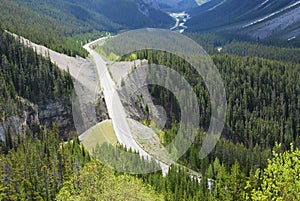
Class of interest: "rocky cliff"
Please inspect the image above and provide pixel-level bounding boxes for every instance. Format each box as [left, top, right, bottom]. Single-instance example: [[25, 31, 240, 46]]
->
[[0, 97, 76, 142], [0, 92, 109, 143]]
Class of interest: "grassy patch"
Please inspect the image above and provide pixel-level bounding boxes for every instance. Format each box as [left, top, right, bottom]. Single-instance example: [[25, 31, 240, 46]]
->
[[80, 120, 117, 153], [94, 44, 121, 61]]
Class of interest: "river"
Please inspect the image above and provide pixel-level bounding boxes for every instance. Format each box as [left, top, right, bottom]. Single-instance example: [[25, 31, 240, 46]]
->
[[170, 11, 191, 33]]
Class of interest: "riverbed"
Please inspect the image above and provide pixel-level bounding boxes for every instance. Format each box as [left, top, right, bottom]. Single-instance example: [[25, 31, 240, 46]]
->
[[170, 11, 191, 33]]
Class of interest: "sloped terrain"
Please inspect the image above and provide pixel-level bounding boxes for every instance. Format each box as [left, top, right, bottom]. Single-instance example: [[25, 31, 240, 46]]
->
[[188, 0, 299, 30], [0, 0, 173, 57], [2, 0, 172, 32], [241, 2, 300, 41], [0, 29, 76, 142], [187, 0, 300, 45]]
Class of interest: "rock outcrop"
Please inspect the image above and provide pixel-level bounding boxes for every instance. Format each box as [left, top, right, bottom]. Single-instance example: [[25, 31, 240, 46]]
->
[[0, 97, 76, 142], [137, 0, 160, 17]]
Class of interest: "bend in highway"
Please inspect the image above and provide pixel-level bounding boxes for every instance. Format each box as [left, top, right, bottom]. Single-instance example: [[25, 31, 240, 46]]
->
[[83, 39, 169, 175]]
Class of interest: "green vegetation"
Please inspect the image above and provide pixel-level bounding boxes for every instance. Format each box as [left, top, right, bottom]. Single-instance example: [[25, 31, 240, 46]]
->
[[0, 27, 164, 200], [93, 142, 161, 174], [95, 45, 121, 61], [0, 28, 74, 141], [187, 32, 300, 57], [61, 31, 299, 200], [92, 35, 300, 199], [0, 29, 73, 106], [246, 144, 300, 201], [140, 165, 208, 200], [116, 47, 300, 200], [56, 160, 164, 201], [0, 126, 91, 200], [0, 0, 173, 57], [222, 42, 300, 63], [0, 125, 164, 200], [0, 0, 90, 57], [0, 1, 299, 199], [92, 142, 210, 200]]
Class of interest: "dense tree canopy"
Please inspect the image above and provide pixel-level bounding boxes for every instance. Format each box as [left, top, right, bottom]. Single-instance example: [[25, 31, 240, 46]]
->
[[56, 160, 164, 201], [0, 126, 90, 200], [0, 5, 299, 198], [0, 28, 73, 117], [110, 47, 300, 200]]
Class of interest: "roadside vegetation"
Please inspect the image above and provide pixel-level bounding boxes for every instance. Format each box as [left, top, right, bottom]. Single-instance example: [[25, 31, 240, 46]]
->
[[0, 1, 299, 199]]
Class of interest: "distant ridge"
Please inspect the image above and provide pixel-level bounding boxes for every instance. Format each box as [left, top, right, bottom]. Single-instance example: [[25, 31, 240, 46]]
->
[[0, 0, 173, 56], [187, 0, 300, 45]]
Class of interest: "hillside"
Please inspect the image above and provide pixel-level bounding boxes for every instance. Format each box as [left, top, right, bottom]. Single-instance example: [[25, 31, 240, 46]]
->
[[0, 1, 300, 200], [0, 0, 173, 57], [88, 41, 300, 200], [0, 28, 75, 146], [187, 0, 300, 46]]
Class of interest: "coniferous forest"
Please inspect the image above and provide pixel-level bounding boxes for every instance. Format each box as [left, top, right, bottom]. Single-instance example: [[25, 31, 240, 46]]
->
[[1, 28, 300, 201], [0, 28, 164, 200], [1, 26, 300, 201], [0, 0, 300, 200]]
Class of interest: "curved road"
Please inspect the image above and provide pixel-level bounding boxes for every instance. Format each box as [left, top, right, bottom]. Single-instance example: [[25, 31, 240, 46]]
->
[[83, 39, 169, 175]]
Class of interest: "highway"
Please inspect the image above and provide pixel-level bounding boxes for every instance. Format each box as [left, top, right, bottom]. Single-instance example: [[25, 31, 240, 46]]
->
[[83, 39, 169, 175], [12, 31, 202, 179]]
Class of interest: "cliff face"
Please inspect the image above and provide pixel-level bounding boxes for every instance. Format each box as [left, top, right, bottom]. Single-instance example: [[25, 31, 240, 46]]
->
[[0, 92, 109, 143], [38, 101, 75, 139], [0, 97, 75, 142], [0, 98, 39, 142]]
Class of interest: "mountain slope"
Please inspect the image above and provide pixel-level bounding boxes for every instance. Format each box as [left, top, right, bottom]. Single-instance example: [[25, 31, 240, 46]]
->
[[0, 28, 75, 142], [187, 0, 300, 45], [5, 0, 173, 30], [0, 0, 173, 56]]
